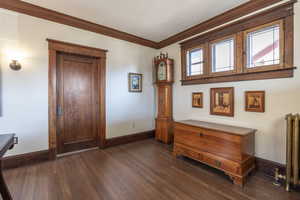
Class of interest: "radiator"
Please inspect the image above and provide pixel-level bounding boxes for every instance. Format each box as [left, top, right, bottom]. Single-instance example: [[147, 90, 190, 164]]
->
[[274, 114, 300, 191]]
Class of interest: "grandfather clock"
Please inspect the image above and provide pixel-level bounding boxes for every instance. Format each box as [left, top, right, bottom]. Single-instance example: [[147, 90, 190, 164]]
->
[[154, 53, 174, 144]]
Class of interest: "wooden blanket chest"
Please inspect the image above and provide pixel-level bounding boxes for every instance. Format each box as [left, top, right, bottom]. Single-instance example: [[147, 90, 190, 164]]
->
[[173, 120, 256, 186]]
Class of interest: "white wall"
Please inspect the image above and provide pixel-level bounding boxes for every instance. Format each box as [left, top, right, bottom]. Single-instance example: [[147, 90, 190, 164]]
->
[[0, 9, 156, 156], [160, 2, 300, 164]]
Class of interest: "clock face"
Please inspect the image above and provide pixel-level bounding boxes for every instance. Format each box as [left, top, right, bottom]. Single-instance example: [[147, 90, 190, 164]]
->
[[158, 61, 167, 81]]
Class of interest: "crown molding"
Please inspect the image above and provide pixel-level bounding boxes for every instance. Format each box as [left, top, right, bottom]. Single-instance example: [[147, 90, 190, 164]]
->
[[0, 0, 294, 50], [180, 0, 296, 47], [157, 0, 287, 49], [0, 0, 159, 49]]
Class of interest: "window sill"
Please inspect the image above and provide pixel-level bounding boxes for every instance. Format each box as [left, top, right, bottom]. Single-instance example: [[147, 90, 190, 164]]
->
[[181, 67, 296, 85]]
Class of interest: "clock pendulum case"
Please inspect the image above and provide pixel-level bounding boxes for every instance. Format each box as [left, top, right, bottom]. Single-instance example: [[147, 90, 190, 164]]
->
[[154, 53, 174, 144]]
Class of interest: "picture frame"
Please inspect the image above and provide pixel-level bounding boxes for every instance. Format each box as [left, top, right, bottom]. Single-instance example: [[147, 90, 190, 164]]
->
[[128, 73, 143, 93], [210, 87, 234, 117], [245, 91, 265, 112], [192, 92, 203, 108]]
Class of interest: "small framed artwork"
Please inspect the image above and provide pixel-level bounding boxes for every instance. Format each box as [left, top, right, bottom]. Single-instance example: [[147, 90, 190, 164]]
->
[[192, 92, 203, 108], [210, 87, 234, 117], [128, 73, 143, 92], [245, 91, 265, 112]]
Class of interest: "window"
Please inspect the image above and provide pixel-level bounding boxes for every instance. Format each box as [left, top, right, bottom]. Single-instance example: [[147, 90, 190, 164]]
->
[[186, 48, 204, 76], [180, 5, 294, 85], [211, 38, 235, 73], [246, 22, 282, 68]]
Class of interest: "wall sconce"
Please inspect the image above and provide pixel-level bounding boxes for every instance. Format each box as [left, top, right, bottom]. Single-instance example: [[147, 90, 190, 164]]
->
[[9, 60, 22, 71]]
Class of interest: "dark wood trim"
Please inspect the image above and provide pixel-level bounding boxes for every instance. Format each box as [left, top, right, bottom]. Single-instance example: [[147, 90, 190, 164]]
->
[[181, 67, 296, 86], [48, 47, 57, 160], [1, 139, 291, 184], [47, 39, 108, 58], [1, 149, 286, 179], [158, 0, 287, 48], [105, 130, 155, 148], [0, 0, 294, 49], [180, 1, 295, 48], [255, 157, 300, 189], [2, 150, 49, 170], [48, 39, 107, 159], [284, 14, 294, 70], [256, 157, 286, 178], [99, 55, 107, 149], [0, 0, 158, 49], [179, 2, 296, 85], [2, 130, 154, 169], [242, 19, 285, 73]]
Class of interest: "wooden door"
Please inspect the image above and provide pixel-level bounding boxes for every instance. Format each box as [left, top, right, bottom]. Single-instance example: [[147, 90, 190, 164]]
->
[[57, 53, 100, 154]]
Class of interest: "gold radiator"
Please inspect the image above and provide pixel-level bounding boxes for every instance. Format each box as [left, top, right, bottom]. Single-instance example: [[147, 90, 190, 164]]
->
[[274, 114, 300, 191]]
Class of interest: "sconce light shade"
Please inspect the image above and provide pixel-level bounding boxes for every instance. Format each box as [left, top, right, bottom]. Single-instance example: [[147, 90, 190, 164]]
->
[[9, 60, 22, 71]]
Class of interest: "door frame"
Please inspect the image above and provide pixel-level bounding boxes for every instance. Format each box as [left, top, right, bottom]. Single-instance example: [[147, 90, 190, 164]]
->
[[47, 39, 107, 159]]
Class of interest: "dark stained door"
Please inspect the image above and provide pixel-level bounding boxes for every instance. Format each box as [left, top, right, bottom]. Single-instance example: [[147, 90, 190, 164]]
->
[[57, 53, 99, 154]]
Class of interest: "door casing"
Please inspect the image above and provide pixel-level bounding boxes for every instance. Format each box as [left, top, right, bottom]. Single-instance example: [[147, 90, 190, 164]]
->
[[47, 39, 107, 159]]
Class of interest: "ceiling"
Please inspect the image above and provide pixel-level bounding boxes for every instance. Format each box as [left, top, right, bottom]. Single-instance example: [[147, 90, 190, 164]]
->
[[22, 0, 249, 42]]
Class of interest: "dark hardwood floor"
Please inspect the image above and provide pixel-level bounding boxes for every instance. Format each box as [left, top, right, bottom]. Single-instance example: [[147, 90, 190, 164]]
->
[[3, 139, 300, 200]]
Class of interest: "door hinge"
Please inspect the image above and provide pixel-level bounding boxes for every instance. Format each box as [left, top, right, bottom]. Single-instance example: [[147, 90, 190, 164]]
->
[[57, 105, 63, 116]]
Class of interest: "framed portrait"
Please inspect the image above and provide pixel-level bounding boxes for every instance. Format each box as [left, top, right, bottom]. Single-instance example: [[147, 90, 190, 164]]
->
[[210, 87, 234, 117], [245, 91, 265, 112], [192, 92, 203, 108], [128, 73, 143, 92]]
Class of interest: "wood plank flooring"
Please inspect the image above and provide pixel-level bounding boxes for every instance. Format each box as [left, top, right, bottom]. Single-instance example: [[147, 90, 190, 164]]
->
[[2, 139, 300, 200]]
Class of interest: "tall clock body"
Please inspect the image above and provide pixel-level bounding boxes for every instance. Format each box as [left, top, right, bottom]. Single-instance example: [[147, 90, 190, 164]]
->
[[155, 57, 174, 144]]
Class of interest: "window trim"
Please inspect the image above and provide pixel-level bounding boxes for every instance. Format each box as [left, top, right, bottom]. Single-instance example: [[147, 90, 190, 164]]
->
[[208, 34, 237, 76], [188, 48, 204, 76], [183, 44, 207, 80], [179, 2, 295, 85], [243, 20, 284, 73]]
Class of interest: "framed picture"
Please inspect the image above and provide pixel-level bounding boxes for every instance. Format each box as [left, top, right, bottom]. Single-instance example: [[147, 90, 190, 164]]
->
[[210, 87, 234, 117], [245, 91, 265, 112], [192, 92, 203, 108], [128, 73, 143, 92]]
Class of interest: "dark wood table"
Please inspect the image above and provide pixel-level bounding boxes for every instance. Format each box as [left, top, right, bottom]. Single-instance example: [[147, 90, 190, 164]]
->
[[0, 134, 16, 200]]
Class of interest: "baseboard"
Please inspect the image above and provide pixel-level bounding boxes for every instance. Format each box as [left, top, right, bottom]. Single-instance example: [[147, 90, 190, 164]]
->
[[2, 130, 155, 169], [105, 130, 155, 148], [2, 150, 50, 169], [255, 157, 286, 178], [2, 132, 288, 182], [255, 158, 300, 191]]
